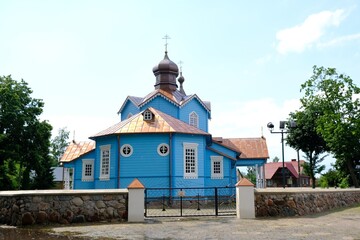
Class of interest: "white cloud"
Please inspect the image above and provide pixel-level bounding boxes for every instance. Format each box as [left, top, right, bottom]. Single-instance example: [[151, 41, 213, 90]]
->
[[317, 33, 360, 48], [276, 9, 346, 54]]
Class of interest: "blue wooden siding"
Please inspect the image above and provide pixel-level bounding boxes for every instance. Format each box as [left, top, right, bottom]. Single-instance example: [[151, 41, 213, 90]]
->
[[236, 158, 267, 167], [204, 149, 238, 188], [93, 136, 119, 189], [118, 133, 170, 188], [63, 150, 96, 189], [140, 96, 178, 119], [171, 134, 206, 188], [120, 100, 140, 121], [179, 99, 209, 132], [210, 142, 239, 159]]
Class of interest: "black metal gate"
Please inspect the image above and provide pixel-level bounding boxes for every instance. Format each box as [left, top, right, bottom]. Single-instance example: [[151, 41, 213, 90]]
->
[[145, 187, 236, 217]]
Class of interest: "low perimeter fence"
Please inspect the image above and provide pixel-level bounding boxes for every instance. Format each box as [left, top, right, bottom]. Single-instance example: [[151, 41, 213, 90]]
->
[[145, 186, 236, 217]]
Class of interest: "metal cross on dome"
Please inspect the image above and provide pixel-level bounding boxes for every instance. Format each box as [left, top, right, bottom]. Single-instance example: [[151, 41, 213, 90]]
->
[[163, 34, 171, 52], [178, 60, 183, 72]]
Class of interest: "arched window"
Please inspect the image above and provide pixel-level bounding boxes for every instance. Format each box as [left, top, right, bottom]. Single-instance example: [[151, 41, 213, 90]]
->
[[189, 111, 198, 128]]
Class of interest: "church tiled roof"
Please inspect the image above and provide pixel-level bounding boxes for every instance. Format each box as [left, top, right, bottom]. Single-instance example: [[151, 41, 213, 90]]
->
[[213, 137, 269, 159], [60, 141, 95, 163], [92, 107, 210, 138]]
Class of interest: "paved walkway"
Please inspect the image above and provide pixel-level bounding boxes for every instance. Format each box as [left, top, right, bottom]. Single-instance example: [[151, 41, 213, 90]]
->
[[50, 205, 360, 240]]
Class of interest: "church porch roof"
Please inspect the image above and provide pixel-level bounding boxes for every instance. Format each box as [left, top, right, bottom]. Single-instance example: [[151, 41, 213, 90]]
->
[[213, 137, 269, 159], [60, 141, 95, 163]]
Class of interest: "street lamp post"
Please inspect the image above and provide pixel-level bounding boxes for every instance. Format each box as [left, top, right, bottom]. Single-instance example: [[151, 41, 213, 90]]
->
[[267, 121, 296, 188]]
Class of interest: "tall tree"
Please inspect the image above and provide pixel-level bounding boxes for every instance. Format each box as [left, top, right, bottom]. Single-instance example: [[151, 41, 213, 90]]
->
[[0, 75, 54, 190], [50, 127, 70, 166], [301, 66, 360, 188], [286, 107, 328, 188]]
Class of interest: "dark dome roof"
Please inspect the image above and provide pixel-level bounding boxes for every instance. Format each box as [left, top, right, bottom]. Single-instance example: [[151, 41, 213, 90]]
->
[[178, 74, 185, 84], [152, 52, 179, 76]]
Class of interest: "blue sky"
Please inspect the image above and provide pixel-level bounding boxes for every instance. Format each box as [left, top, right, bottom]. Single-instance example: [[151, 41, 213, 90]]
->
[[1, 0, 359, 170]]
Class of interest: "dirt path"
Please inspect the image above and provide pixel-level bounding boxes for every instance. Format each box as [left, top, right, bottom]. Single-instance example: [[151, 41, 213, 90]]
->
[[47, 204, 360, 239]]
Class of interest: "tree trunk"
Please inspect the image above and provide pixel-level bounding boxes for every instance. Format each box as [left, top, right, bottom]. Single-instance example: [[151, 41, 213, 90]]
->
[[310, 155, 316, 188], [347, 159, 359, 188]]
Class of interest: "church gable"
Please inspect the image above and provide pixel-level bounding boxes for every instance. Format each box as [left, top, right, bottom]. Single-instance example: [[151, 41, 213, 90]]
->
[[179, 97, 210, 132]]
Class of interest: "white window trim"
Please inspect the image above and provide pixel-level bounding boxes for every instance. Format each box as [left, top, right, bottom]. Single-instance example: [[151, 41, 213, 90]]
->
[[82, 159, 94, 182], [211, 156, 223, 179], [189, 111, 199, 128], [100, 145, 111, 180], [183, 142, 198, 179], [157, 143, 170, 156], [120, 144, 133, 157], [143, 110, 153, 121]]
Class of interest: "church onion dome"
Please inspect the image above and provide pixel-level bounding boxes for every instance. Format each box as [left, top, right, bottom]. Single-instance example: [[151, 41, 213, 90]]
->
[[178, 71, 186, 95], [153, 51, 179, 91], [152, 52, 179, 76]]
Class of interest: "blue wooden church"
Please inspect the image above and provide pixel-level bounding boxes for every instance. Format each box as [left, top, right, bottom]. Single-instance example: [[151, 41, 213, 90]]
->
[[61, 49, 269, 190]]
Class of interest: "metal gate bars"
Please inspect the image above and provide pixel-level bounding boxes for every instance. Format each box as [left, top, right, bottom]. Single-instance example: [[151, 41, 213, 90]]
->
[[144, 187, 236, 217]]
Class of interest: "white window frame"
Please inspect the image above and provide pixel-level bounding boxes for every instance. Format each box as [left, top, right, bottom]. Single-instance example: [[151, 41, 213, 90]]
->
[[183, 143, 198, 179], [100, 145, 111, 180], [157, 143, 170, 156], [143, 110, 153, 121], [82, 159, 94, 182], [120, 144, 133, 157], [211, 156, 223, 179], [189, 111, 199, 128]]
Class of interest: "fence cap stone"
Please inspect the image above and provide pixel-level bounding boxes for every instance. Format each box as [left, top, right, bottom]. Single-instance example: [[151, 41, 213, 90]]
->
[[128, 178, 145, 189], [236, 178, 254, 187]]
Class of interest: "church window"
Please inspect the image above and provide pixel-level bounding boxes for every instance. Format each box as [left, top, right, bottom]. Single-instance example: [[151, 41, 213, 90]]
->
[[183, 143, 198, 178], [211, 156, 223, 179], [143, 110, 153, 121], [121, 144, 133, 157], [157, 143, 169, 156], [189, 111, 198, 128], [100, 145, 110, 180], [82, 159, 94, 181]]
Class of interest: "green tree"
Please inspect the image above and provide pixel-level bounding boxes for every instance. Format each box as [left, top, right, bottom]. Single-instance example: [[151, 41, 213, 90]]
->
[[245, 167, 256, 185], [0, 75, 54, 190], [50, 127, 70, 166], [286, 107, 329, 188], [301, 66, 360, 188], [272, 156, 280, 163], [319, 168, 343, 188], [302, 153, 326, 188]]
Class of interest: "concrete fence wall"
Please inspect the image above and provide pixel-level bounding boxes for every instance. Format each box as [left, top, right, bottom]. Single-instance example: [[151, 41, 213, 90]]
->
[[255, 188, 360, 217], [0, 189, 128, 226]]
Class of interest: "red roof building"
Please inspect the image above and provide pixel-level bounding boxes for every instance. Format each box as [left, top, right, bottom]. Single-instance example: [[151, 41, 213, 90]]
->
[[265, 159, 310, 187]]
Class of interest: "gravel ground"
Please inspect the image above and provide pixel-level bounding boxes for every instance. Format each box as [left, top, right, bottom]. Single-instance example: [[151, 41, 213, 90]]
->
[[49, 205, 360, 240]]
